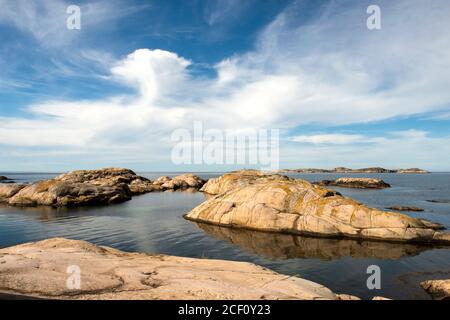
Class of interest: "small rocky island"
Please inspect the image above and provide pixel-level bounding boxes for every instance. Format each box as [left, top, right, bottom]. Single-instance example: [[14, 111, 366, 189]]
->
[[186, 170, 450, 244], [315, 178, 391, 189], [386, 206, 424, 212], [0, 176, 14, 183], [279, 167, 429, 174], [0, 168, 205, 207]]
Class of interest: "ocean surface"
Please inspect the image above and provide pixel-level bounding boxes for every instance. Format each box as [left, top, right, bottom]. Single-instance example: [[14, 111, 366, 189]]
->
[[1, 172, 450, 300]]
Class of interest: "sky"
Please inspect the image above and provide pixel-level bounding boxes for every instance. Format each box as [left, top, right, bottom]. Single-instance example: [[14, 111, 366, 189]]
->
[[1, 0, 450, 172]]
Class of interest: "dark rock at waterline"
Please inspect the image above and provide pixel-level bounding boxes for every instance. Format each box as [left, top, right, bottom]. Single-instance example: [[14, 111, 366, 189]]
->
[[0, 176, 15, 183], [427, 199, 450, 204], [387, 206, 425, 212]]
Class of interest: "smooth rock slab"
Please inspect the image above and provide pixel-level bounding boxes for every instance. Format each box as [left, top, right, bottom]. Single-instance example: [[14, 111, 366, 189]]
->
[[0, 238, 343, 300], [186, 171, 450, 244]]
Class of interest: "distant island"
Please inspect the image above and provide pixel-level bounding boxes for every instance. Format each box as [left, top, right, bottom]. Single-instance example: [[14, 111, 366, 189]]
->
[[278, 167, 429, 174]]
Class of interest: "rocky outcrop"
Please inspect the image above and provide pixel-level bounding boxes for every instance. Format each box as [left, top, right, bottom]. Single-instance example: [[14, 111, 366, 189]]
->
[[194, 223, 432, 260], [0, 168, 206, 207], [421, 279, 450, 300], [6, 180, 132, 207], [386, 206, 424, 212], [185, 171, 450, 244], [0, 238, 347, 300], [315, 178, 391, 189]]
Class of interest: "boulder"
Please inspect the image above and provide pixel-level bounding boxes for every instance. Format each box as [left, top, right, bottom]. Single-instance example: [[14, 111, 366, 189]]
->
[[158, 174, 206, 190], [0, 238, 346, 300], [185, 172, 450, 244], [153, 176, 171, 185], [315, 178, 391, 189], [421, 279, 450, 300], [7, 180, 131, 207], [0, 184, 27, 201]]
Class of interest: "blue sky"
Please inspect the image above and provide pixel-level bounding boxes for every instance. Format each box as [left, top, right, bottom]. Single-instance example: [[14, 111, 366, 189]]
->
[[1, 0, 450, 172]]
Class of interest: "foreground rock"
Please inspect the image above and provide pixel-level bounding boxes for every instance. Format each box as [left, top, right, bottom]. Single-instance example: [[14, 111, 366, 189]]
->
[[315, 178, 391, 189], [194, 223, 432, 260], [420, 279, 450, 300], [0, 238, 345, 300], [386, 206, 424, 212], [186, 171, 450, 244], [0, 168, 206, 207]]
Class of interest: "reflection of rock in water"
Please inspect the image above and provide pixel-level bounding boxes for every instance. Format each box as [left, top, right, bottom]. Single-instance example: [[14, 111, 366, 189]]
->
[[194, 223, 433, 260]]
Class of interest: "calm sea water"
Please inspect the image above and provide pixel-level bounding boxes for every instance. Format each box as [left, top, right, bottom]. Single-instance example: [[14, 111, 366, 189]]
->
[[1, 172, 450, 300]]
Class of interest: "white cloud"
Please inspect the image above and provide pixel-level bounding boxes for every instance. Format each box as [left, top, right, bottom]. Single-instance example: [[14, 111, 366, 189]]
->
[[292, 134, 371, 145]]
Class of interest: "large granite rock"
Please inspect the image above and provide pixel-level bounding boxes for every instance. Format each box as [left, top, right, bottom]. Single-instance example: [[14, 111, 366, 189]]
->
[[186, 171, 450, 244], [0, 168, 206, 207], [421, 279, 450, 300], [315, 178, 391, 189], [0, 238, 345, 300]]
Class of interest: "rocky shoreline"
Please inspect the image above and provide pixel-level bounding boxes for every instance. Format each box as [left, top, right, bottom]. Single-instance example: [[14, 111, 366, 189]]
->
[[279, 167, 429, 174], [0, 168, 205, 207]]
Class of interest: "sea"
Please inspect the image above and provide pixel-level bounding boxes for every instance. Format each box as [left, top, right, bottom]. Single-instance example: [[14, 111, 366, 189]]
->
[[1, 172, 450, 300]]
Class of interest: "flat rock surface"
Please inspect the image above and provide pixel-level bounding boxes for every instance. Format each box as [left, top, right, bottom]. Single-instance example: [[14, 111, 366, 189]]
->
[[0, 238, 342, 300], [420, 279, 450, 300], [186, 171, 450, 243]]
